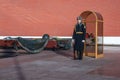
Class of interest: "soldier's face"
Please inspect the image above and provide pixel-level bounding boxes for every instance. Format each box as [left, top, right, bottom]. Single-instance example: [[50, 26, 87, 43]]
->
[[77, 20, 82, 23]]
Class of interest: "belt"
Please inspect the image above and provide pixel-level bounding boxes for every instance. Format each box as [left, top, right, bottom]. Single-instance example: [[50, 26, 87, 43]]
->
[[76, 32, 83, 34]]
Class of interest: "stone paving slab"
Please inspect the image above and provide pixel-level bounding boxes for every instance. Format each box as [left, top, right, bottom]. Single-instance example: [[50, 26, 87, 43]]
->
[[0, 46, 120, 80]]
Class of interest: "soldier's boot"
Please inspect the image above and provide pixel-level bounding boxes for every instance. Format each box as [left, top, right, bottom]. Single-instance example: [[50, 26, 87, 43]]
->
[[73, 50, 75, 59], [78, 51, 83, 60], [74, 50, 78, 60], [77, 51, 81, 60]]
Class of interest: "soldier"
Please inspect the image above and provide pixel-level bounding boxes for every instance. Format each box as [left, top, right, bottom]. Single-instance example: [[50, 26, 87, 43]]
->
[[72, 16, 86, 60]]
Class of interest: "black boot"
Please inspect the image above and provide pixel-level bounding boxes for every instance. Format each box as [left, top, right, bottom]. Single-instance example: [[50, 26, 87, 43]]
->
[[78, 51, 83, 60]]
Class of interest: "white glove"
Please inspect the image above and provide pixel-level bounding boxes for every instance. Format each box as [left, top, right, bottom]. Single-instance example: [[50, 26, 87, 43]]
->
[[82, 40, 85, 43], [71, 39, 75, 47], [72, 39, 75, 43]]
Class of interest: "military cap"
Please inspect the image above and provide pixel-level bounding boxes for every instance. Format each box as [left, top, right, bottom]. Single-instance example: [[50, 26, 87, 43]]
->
[[77, 16, 82, 20]]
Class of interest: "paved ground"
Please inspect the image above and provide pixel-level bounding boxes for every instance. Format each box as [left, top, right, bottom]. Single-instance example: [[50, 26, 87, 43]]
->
[[0, 46, 120, 80]]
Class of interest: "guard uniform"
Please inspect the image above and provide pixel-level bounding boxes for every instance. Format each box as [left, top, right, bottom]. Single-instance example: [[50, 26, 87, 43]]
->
[[72, 22, 86, 60]]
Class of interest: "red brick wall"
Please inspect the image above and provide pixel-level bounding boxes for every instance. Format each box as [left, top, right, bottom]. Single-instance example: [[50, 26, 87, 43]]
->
[[0, 0, 120, 36]]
